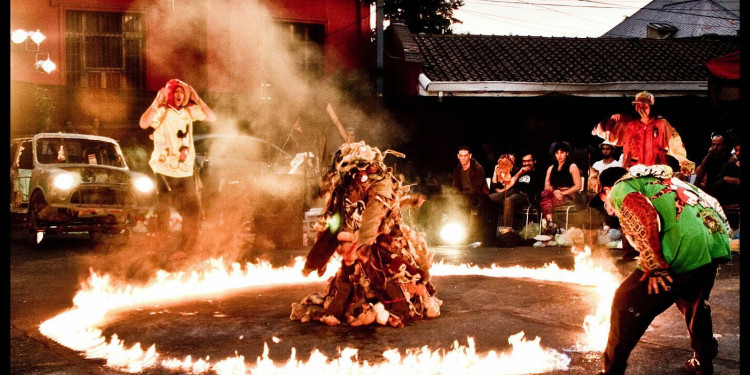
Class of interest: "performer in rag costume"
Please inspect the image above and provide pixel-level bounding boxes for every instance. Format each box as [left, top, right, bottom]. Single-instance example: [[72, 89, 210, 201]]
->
[[291, 141, 440, 327]]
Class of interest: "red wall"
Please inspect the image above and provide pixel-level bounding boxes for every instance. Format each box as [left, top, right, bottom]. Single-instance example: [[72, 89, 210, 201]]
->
[[10, 0, 370, 90], [11, 0, 371, 135]]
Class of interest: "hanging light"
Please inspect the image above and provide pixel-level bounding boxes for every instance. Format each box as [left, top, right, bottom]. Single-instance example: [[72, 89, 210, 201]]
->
[[11, 29, 28, 44], [13, 29, 54, 73], [29, 29, 46, 45], [35, 53, 56, 74], [41, 57, 56, 73]]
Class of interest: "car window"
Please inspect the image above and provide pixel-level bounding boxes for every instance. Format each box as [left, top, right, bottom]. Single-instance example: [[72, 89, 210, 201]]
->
[[36, 138, 125, 167]]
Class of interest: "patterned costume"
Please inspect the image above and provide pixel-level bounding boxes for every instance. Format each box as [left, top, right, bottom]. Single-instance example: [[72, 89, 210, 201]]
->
[[600, 165, 731, 375], [592, 116, 688, 170], [293, 141, 440, 327]]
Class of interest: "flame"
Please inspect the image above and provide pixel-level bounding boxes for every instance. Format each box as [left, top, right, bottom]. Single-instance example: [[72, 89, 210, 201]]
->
[[39, 246, 619, 373]]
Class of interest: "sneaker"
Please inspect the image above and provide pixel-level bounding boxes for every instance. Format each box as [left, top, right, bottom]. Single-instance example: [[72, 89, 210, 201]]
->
[[684, 355, 713, 375], [543, 221, 558, 235]]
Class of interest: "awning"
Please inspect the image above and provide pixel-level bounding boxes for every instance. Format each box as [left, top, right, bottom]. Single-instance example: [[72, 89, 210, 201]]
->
[[417, 73, 708, 98], [705, 51, 739, 81]]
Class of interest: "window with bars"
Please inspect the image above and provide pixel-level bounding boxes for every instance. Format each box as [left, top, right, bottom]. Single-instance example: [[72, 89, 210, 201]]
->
[[65, 11, 144, 89], [277, 22, 325, 78]]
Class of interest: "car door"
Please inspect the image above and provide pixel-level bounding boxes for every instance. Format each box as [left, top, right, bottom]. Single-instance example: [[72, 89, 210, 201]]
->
[[10, 140, 33, 211]]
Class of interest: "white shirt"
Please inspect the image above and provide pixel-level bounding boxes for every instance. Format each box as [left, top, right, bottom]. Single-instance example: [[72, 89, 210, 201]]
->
[[592, 158, 622, 174], [148, 104, 206, 177]]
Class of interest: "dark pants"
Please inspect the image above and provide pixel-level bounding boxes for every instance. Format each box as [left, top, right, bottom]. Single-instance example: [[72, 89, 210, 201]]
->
[[154, 173, 202, 250], [603, 262, 720, 374], [461, 193, 495, 243], [490, 190, 531, 230]]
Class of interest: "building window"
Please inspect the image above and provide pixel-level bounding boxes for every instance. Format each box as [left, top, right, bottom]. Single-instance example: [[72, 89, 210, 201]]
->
[[65, 11, 144, 89], [646, 23, 678, 39], [278, 22, 325, 78]]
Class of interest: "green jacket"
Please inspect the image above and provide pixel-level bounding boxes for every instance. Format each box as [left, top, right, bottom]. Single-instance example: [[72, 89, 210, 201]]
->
[[610, 167, 731, 274]]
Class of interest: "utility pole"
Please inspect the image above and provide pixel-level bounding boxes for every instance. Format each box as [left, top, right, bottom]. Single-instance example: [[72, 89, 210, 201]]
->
[[375, 0, 384, 99]]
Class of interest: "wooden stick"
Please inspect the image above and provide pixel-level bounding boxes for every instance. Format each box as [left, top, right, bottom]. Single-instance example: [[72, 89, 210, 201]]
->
[[326, 103, 349, 142]]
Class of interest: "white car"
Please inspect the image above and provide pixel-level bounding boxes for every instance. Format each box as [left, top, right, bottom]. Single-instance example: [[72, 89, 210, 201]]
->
[[10, 133, 157, 245]]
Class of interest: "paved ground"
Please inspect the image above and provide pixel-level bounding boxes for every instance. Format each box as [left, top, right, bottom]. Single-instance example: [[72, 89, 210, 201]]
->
[[9, 227, 741, 375]]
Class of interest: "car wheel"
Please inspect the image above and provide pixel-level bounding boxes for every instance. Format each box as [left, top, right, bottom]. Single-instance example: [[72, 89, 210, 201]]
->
[[26, 191, 48, 247]]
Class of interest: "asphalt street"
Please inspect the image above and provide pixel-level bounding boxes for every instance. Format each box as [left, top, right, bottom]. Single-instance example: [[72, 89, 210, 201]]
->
[[9, 225, 741, 375]]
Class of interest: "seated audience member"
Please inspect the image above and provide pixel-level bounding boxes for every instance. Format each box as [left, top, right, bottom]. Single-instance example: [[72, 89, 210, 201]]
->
[[488, 154, 516, 204], [498, 152, 544, 231], [588, 140, 621, 197], [592, 141, 622, 174], [694, 132, 733, 189], [452, 145, 487, 197], [540, 141, 582, 234], [451, 145, 493, 242], [705, 143, 740, 209]]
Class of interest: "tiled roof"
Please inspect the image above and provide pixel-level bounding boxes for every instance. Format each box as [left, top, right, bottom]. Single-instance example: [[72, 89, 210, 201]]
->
[[602, 0, 739, 38], [412, 33, 739, 84]]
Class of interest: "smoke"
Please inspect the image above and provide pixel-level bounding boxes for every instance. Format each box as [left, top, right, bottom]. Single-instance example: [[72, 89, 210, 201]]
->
[[113, 0, 407, 268]]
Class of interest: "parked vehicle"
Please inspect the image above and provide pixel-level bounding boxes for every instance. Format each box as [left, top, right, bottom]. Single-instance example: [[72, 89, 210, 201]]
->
[[10, 133, 157, 245], [193, 133, 311, 249]]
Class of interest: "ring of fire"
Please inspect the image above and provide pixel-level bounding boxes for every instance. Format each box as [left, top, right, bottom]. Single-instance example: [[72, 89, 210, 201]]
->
[[40, 247, 619, 374]]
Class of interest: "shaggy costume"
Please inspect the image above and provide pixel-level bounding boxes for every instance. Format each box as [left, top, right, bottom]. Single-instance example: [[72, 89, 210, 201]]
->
[[599, 165, 731, 375], [294, 141, 440, 327]]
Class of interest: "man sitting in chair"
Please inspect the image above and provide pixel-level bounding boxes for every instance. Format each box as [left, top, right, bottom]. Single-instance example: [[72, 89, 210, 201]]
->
[[495, 152, 544, 232]]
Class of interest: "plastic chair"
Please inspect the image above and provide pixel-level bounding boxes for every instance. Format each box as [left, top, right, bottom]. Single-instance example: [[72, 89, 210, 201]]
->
[[552, 177, 589, 232], [723, 204, 740, 231]]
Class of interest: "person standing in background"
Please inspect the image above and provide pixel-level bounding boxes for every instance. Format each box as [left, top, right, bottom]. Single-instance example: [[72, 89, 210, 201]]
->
[[139, 79, 216, 253], [592, 91, 689, 170]]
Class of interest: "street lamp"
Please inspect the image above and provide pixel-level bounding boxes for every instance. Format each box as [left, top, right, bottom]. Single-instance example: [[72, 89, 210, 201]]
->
[[11, 28, 56, 74]]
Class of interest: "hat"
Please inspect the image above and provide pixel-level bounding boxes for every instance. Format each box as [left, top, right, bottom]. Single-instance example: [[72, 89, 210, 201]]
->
[[599, 140, 616, 149], [632, 91, 654, 106]]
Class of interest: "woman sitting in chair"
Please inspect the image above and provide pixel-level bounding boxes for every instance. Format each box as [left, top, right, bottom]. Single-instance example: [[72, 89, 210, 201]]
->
[[541, 141, 581, 234]]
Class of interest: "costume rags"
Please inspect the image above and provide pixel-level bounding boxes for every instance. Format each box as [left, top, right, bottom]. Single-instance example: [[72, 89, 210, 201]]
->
[[293, 141, 441, 327], [592, 115, 688, 170], [147, 79, 207, 247], [601, 165, 731, 375]]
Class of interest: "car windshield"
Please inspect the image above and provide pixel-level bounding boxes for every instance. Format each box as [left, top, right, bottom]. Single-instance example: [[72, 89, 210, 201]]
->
[[36, 137, 125, 167]]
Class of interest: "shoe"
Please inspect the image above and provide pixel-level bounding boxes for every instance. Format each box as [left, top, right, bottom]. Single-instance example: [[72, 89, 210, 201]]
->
[[685, 355, 713, 375], [543, 221, 558, 235]]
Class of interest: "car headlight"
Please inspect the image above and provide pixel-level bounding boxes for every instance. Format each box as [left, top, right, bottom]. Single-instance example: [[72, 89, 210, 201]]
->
[[439, 222, 467, 245], [52, 173, 76, 190], [133, 176, 155, 193]]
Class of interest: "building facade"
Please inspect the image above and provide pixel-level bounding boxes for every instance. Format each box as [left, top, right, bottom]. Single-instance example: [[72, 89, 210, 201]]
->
[[10, 0, 372, 137]]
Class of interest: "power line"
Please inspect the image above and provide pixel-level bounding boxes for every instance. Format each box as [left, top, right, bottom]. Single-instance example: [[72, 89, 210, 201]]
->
[[474, 0, 639, 9], [461, 8, 595, 33]]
